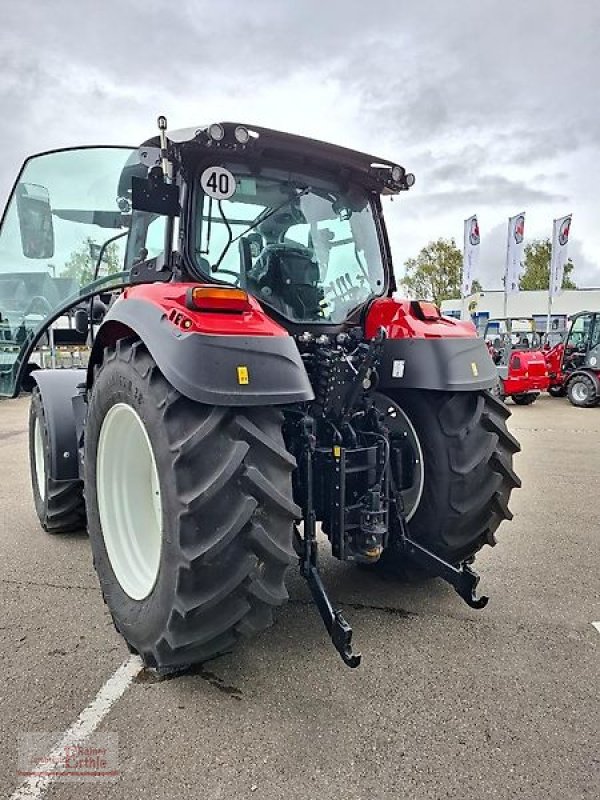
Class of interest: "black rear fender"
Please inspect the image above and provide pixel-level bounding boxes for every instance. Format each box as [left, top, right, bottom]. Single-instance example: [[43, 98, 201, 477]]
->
[[31, 369, 83, 481], [378, 337, 498, 392], [88, 298, 314, 406]]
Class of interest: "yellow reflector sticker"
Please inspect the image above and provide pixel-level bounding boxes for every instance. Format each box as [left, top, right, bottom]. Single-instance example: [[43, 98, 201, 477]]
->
[[237, 366, 249, 385], [471, 362, 479, 377], [333, 445, 341, 458]]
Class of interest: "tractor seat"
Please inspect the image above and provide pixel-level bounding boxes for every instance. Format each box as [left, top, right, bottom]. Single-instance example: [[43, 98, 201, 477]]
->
[[247, 244, 322, 320]]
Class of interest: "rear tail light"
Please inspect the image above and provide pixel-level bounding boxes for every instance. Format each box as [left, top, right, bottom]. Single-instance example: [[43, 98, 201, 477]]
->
[[186, 286, 251, 313]]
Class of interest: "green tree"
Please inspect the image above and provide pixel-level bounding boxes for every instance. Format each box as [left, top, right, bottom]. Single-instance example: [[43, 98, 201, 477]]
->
[[519, 238, 576, 291], [470, 279, 483, 294], [403, 237, 463, 305], [62, 237, 122, 286]]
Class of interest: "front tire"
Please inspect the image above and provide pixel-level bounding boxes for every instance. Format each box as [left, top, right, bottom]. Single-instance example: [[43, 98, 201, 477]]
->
[[28, 386, 86, 534], [511, 392, 538, 405], [85, 340, 298, 670], [548, 385, 566, 398], [382, 390, 521, 566]]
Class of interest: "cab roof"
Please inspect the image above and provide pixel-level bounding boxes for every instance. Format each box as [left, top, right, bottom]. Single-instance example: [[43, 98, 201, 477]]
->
[[142, 121, 414, 194]]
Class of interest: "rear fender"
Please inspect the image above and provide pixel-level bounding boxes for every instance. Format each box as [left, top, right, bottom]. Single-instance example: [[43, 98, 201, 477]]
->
[[366, 297, 497, 391], [89, 286, 314, 406]]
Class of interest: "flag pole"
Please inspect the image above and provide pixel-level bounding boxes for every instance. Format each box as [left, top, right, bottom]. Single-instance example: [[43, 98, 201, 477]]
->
[[546, 215, 556, 339], [503, 216, 510, 320], [545, 291, 552, 339]]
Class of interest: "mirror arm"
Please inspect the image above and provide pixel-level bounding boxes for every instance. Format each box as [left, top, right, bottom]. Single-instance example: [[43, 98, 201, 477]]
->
[[89, 228, 130, 347], [92, 229, 130, 282]]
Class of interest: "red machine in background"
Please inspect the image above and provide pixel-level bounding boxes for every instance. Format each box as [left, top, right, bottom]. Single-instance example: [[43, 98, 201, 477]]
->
[[545, 311, 600, 407], [484, 318, 550, 405]]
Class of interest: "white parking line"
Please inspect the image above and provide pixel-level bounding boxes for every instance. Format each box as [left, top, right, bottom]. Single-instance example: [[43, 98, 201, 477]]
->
[[593, 622, 600, 635], [10, 655, 143, 800]]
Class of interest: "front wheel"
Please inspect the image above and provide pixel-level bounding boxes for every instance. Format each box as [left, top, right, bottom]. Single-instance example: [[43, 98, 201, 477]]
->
[[511, 392, 538, 405], [566, 374, 599, 407], [85, 340, 298, 671], [381, 389, 521, 566], [548, 385, 566, 398]]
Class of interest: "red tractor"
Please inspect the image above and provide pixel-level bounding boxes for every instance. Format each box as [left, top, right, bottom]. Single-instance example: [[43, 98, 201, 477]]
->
[[484, 317, 550, 404], [0, 119, 520, 670], [545, 311, 600, 406]]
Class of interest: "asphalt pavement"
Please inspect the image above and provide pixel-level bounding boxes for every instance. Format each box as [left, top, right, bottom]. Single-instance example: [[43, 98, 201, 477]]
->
[[0, 393, 598, 799]]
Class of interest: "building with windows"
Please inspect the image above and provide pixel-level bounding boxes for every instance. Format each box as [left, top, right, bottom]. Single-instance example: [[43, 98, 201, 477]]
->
[[440, 288, 600, 336]]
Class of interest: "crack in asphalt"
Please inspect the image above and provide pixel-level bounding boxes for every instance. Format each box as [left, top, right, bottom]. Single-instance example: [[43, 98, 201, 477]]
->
[[0, 577, 99, 592], [0, 428, 27, 442], [135, 662, 243, 700], [512, 426, 600, 433]]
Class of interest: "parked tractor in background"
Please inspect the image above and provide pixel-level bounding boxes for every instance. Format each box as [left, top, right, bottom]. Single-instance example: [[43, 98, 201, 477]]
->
[[545, 311, 600, 407], [0, 119, 521, 670], [484, 317, 550, 405]]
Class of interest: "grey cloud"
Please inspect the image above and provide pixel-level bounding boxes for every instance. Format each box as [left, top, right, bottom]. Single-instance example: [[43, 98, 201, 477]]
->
[[407, 175, 568, 214], [0, 0, 598, 281]]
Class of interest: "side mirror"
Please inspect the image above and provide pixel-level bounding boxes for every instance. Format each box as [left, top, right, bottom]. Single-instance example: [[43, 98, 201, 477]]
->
[[15, 183, 55, 259]]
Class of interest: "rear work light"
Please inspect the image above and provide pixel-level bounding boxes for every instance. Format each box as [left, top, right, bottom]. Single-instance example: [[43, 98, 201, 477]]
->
[[411, 300, 441, 321], [186, 286, 252, 313]]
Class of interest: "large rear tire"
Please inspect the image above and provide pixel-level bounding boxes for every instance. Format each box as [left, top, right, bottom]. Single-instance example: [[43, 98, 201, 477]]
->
[[381, 390, 521, 566], [85, 340, 298, 670], [28, 387, 86, 534]]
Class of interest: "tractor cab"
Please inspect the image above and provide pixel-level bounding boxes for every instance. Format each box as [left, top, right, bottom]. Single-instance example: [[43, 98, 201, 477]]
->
[[562, 311, 600, 371], [0, 124, 421, 397], [546, 311, 600, 406], [483, 317, 549, 404]]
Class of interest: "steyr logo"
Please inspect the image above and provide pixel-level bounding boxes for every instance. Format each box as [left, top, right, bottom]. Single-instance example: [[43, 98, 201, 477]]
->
[[559, 217, 571, 246], [513, 215, 525, 244], [469, 217, 480, 246]]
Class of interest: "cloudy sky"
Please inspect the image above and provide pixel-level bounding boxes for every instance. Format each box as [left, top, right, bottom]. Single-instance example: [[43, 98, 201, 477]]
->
[[1, 0, 599, 287]]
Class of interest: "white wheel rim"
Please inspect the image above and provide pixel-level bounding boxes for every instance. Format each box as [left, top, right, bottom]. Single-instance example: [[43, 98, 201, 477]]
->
[[571, 382, 588, 403], [33, 417, 46, 500], [96, 403, 162, 600], [373, 394, 425, 522]]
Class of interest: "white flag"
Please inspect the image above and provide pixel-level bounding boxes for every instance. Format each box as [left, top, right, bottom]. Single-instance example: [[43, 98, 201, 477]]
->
[[549, 214, 572, 298], [505, 213, 526, 294], [462, 215, 480, 296]]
